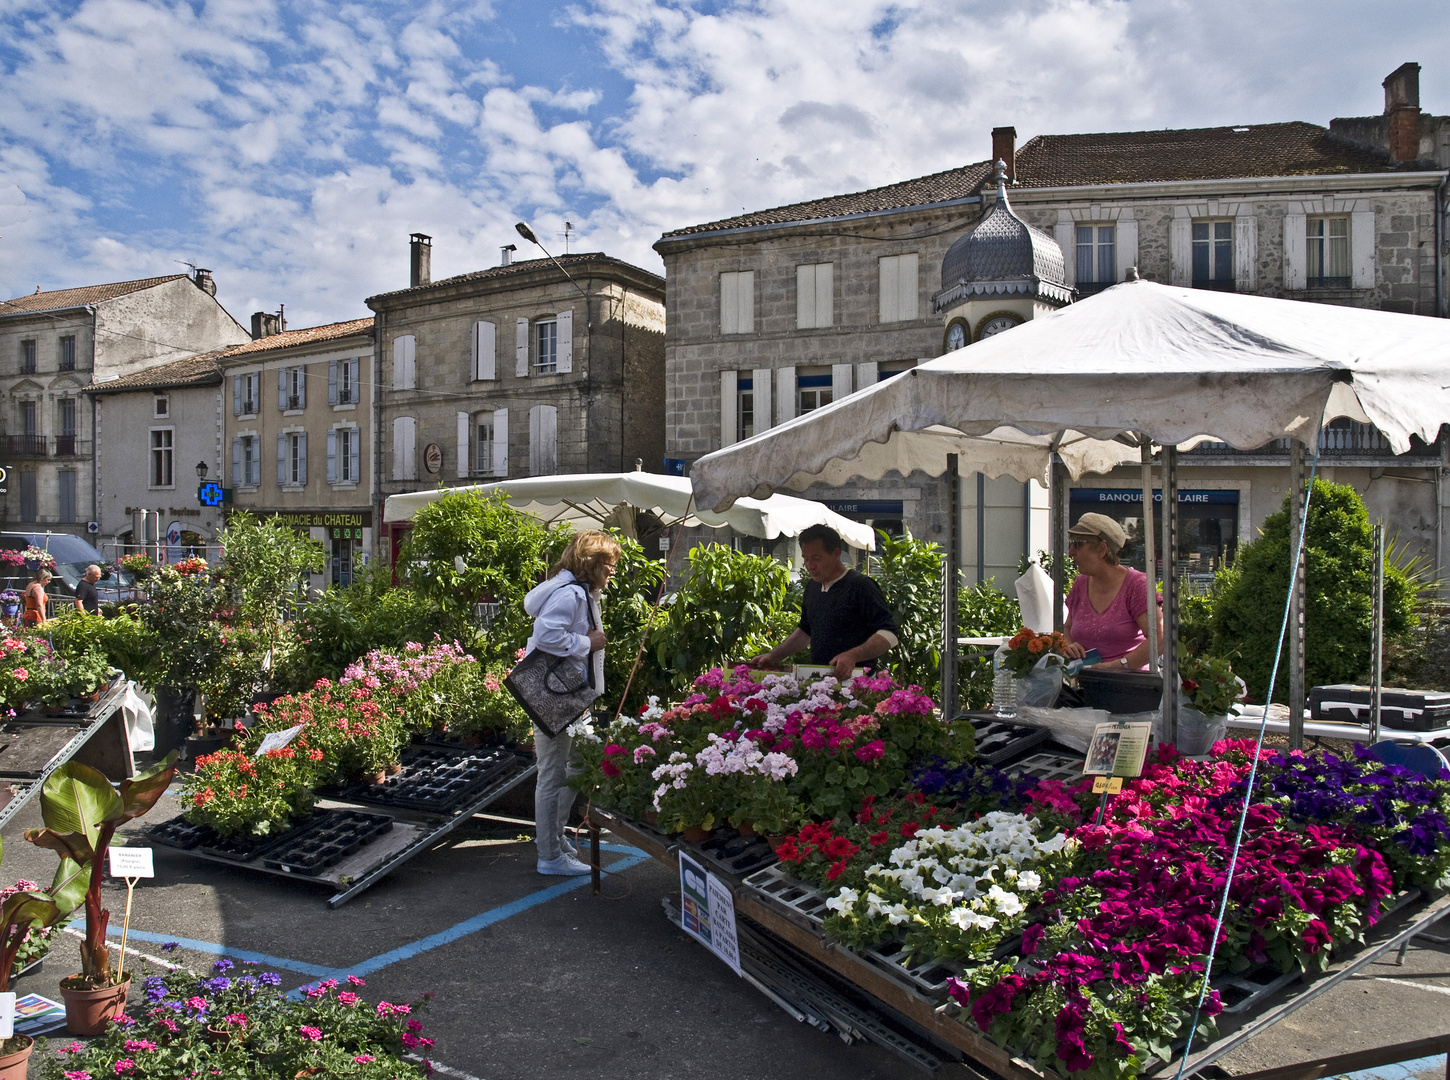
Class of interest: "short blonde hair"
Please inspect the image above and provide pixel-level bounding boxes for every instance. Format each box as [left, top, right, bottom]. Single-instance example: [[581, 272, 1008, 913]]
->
[[552, 531, 622, 590]]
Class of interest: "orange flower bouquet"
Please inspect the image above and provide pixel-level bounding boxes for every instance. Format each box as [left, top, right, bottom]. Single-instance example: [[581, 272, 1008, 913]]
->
[[1000, 627, 1068, 679]]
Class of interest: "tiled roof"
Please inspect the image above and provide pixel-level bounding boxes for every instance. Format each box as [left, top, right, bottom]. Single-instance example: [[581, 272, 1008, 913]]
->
[[215, 317, 373, 358], [1010, 121, 1404, 188], [367, 253, 664, 304], [658, 163, 993, 240], [660, 121, 1423, 240], [86, 353, 222, 394], [0, 275, 189, 316]]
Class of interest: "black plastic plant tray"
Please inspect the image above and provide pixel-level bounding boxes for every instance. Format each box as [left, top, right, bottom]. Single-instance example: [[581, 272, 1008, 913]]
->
[[969, 717, 1051, 767], [692, 827, 779, 878], [262, 810, 393, 876], [335, 746, 519, 813], [146, 814, 295, 863]]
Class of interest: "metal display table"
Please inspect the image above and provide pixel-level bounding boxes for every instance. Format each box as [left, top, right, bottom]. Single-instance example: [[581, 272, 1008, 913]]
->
[[0, 680, 135, 832], [148, 746, 537, 907]]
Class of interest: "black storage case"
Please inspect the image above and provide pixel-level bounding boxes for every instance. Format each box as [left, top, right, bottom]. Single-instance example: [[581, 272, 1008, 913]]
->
[[1309, 685, 1450, 732], [1077, 669, 1163, 714]]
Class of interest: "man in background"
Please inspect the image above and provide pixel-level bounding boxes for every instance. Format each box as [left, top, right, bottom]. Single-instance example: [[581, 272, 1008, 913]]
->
[[74, 564, 102, 616]]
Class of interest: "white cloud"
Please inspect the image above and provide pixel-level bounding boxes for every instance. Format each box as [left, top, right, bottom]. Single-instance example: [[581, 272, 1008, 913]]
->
[[0, 0, 1445, 327]]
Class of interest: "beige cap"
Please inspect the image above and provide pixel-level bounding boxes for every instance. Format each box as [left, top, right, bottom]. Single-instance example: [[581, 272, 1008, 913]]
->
[[1068, 512, 1127, 553]]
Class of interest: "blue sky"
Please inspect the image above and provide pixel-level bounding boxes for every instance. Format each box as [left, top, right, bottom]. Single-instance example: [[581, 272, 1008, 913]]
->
[[1, 0, 1447, 327]]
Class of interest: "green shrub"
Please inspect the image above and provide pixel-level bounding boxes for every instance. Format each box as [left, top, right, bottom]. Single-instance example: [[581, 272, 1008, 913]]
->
[[1213, 479, 1418, 701], [646, 543, 798, 696]]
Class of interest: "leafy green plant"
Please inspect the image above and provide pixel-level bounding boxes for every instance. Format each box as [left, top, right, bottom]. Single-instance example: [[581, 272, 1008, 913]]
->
[[871, 529, 945, 699], [26, 755, 178, 987], [1177, 643, 1246, 716], [215, 513, 326, 636], [1213, 480, 1419, 701], [646, 544, 797, 695], [596, 533, 667, 715], [398, 490, 568, 666]]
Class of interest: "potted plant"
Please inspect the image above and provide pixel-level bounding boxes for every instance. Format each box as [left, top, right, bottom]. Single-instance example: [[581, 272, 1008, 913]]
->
[[0, 591, 19, 622], [0, 836, 86, 1078], [25, 754, 178, 1034], [1001, 627, 1069, 709], [117, 552, 153, 580], [1176, 646, 1247, 755]]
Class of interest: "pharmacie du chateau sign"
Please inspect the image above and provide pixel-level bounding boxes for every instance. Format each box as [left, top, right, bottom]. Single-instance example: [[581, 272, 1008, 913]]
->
[[237, 510, 373, 529]]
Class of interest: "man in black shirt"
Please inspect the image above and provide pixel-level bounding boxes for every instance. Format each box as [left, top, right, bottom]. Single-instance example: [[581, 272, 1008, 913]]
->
[[748, 524, 899, 679], [74, 564, 101, 616]]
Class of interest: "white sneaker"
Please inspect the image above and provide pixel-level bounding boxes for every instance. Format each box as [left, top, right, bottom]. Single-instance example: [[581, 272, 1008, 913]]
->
[[560, 836, 579, 858], [537, 854, 592, 876]]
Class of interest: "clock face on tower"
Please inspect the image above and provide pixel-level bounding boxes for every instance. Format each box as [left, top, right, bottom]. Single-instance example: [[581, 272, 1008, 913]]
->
[[977, 314, 1023, 339], [945, 321, 968, 351]]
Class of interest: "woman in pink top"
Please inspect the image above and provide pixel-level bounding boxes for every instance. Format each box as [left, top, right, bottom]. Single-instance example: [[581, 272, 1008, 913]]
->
[[1062, 513, 1163, 671]]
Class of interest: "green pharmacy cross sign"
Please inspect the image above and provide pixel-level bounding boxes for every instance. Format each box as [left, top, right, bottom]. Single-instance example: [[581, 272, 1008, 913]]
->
[[197, 481, 230, 507]]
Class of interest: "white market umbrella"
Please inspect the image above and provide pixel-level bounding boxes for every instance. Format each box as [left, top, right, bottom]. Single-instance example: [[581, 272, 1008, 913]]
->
[[691, 279, 1450, 513], [383, 471, 877, 551]]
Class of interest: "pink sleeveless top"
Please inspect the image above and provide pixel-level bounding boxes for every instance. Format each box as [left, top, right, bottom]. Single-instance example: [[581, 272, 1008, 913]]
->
[[1065, 570, 1159, 667]]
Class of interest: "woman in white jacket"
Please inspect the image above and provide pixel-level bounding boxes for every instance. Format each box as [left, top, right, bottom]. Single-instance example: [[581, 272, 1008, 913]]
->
[[522, 531, 621, 876]]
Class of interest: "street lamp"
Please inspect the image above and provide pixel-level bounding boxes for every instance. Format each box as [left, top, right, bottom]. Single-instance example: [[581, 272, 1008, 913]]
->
[[196, 461, 208, 481]]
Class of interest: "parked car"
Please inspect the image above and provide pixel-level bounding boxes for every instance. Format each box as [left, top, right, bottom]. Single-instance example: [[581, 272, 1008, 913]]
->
[[0, 532, 137, 607]]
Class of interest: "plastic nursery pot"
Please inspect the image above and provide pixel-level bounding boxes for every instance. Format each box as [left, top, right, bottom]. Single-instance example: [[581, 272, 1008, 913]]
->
[[60, 974, 131, 1036], [0, 1034, 33, 1080], [681, 825, 711, 844]]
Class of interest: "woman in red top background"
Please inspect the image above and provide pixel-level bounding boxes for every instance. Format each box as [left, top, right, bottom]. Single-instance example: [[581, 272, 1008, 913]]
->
[[1061, 513, 1163, 671]]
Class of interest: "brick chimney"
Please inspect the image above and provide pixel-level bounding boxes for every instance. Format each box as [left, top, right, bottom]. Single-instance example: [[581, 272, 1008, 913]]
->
[[193, 268, 216, 296], [992, 126, 1017, 182], [1383, 62, 1421, 163], [410, 233, 432, 288], [251, 312, 281, 340]]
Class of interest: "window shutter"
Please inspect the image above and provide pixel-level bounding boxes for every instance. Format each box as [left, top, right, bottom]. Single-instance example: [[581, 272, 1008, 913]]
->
[[831, 364, 853, 403], [1234, 215, 1258, 291], [456, 411, 470, 478], [751, 367, 773, 432], [1283, 213, 1307, 290], [796, 264, 815, 329], [278, 369, 287, 410], [404, 417, 416, 479], [393, 336, 416, 390], [492, 409, 509, 477], [404, 336, 416, 390], [720, 273, 739, 334], [350, 359, 360, 400], [776, 366, 796, 425], [878, 257, 899, 322], [1169, 215, 1192, 286], [1350, 209, 1376, 289], [296, 368, 306, 409], [474, 321, 496, 380], [1114, 217, 1139, 283], [856, 361, 879, 387], [556, 309, 573, 373], [816, 264, 832, 327], [231, 437, 241, 485], [277, 434, 287, 484], [328, 360, 338, 405], [895, 254, 917, 320], [233, 375, 241, 416], [529, 405, 558, 476], [719, 370, 737, 447], [1053, 220, 1076, 287], [327, 430, 337, 483], [297, 432, 307, 484], [515, 318, 529, 376], [349, 427, 360, 483]]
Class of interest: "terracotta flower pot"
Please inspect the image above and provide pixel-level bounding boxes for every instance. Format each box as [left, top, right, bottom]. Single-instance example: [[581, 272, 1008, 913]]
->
[[60, 974, 130, 1035], [0, 1035, 33, 1079], [682, 824, 710, 843], [736, 821, 757, 837], [765, 834, 791, 854], [643, 810, 659, 825], [386, 762, 403, 776]]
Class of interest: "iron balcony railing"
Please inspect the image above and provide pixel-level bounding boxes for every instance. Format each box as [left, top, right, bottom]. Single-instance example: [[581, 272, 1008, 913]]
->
[[1, 435, 46, 457], [1186, 421, 1439, 458]]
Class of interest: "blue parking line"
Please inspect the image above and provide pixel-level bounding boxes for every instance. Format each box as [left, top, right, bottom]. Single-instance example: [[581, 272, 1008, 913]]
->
[[1342, 1055, 1448, 1080], [87, 846, 651, 988]]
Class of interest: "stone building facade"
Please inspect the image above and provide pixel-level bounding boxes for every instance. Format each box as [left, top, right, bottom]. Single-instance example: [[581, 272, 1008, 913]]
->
[[0, 273, 248, 540], [656, 63, 1450, 586], [217, 318, 377, 588], [366, 240, 665, 564], [86, 354, 229, 560]]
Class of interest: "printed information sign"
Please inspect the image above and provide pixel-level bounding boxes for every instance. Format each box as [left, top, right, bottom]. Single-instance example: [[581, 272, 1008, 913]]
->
[[679, 854, 742, 976]]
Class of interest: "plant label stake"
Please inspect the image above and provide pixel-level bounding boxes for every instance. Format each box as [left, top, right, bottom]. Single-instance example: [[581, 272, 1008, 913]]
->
[[0, 993, 13, 1039], [107, 848, 154, 977]]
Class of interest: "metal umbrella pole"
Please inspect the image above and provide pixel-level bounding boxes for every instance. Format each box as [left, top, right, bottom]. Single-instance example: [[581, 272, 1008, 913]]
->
[[1370, 522, 1385, 743], [940, 454, 962, 717], [1139, 438, 1159, 674], [1160, 445, 1180, 746]]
